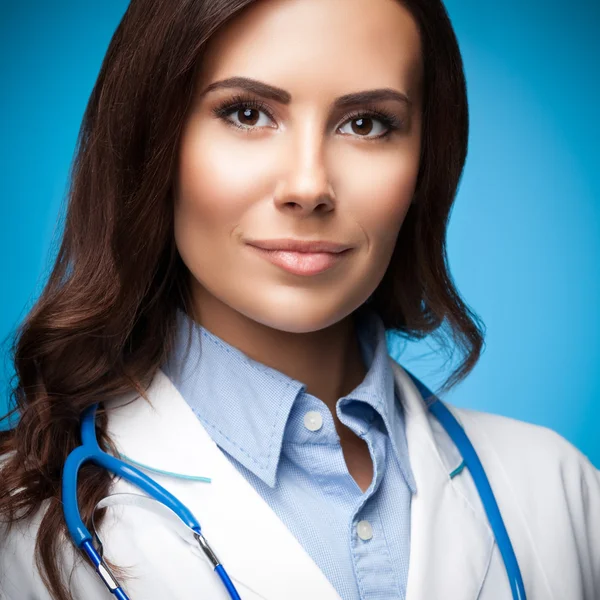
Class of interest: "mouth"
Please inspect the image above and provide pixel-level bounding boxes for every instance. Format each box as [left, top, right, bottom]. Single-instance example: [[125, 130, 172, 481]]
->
[[247, 245, 352, 276], [246, 238, 352, 254]]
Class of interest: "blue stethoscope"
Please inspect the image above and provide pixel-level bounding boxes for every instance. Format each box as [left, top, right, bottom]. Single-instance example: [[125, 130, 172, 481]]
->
[[61, 369, 527, 600]]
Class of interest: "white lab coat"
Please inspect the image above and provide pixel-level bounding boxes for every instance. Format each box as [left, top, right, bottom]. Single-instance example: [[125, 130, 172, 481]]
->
[[1, 359, 599, 599]]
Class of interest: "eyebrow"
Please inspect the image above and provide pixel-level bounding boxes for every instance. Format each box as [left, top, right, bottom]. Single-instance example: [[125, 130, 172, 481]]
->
[[199, 76, 411, 108]]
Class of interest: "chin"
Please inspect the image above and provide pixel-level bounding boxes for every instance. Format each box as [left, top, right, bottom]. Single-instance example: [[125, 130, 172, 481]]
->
[[236, 294, 365, 335]]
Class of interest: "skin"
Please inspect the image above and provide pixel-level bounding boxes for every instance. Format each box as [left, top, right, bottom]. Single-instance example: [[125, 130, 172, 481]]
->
[[174, 0, 423, 492]]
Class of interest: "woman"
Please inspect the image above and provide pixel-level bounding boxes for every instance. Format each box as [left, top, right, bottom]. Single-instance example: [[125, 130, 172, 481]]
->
[[1, 0, 598, 598]]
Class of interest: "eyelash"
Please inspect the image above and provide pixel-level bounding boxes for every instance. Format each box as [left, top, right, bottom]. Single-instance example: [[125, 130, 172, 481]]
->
[[211, 93, 404, 141]]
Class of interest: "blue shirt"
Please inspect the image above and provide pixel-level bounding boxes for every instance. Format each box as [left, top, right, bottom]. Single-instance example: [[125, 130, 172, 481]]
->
[[161, 308, 417, 599]]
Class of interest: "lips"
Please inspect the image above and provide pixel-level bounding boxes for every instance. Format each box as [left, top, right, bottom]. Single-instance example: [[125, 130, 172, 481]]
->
[[246, 239, 351, 254], [247, 245, 351, 276]]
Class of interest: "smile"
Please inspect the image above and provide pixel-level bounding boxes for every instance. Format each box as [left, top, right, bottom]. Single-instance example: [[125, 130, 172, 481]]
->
[[247, 246, 351, 276]]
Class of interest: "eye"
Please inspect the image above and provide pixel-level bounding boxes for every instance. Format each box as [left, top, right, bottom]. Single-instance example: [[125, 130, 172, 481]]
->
[[337, 110, 402, 140], [212, 94, 276, 131], [212, 95, 404, 140]]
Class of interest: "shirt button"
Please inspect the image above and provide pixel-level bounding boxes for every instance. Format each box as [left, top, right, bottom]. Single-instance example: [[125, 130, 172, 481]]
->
[[303, 411, 323, 432], [356, 520, 373, 541]]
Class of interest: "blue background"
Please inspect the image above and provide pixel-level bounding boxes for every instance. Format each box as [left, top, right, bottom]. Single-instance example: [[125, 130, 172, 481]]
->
[[1, 2, 598, 466]]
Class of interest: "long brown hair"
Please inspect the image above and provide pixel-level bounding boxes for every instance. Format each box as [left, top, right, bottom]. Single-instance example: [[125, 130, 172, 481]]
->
[[0, 1, 483, 598]]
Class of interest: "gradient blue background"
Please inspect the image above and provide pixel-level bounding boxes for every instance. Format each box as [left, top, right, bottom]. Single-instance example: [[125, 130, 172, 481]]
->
[[1, 2, 598, 466]]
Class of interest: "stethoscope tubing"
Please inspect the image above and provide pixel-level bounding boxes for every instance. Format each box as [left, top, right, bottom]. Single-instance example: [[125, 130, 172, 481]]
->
[[404, 369, 527, 600], [62, 372, 527, 600], [62, 404, 242, 600]]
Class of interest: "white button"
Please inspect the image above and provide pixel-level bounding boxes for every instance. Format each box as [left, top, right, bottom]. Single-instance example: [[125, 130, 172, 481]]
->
[[303, 411, 323, 431], [356, 520, 373, 541]]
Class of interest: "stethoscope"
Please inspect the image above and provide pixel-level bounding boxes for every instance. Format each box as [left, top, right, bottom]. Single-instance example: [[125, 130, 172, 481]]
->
[[61, 369, 527, 600]]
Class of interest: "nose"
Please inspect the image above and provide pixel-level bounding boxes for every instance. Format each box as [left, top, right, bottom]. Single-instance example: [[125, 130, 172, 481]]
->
[[273, 126, 336, 216]]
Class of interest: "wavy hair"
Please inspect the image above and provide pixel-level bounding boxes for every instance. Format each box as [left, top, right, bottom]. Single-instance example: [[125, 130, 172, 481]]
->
[[0, 0, 483, 598]]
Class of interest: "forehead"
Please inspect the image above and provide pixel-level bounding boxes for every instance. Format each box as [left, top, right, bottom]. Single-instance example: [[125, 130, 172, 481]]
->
[[197, 0, 423, 102]]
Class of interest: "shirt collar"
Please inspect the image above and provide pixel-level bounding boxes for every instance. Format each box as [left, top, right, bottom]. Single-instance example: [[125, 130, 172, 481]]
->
[[162, 308, 415, 492], [340, 309, 417, 493]]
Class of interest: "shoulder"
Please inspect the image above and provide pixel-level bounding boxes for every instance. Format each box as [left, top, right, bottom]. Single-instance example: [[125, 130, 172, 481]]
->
[[451, 406, 600, 505], [0, 453, 96, 599], [453, 406, 599, 482], [451, 406, 600, 595], [0, 496, 53, 598], [449, 407, 600, 597]]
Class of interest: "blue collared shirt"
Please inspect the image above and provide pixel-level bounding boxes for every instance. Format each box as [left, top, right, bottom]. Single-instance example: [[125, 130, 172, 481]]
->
[[162, 308, 417, 599]]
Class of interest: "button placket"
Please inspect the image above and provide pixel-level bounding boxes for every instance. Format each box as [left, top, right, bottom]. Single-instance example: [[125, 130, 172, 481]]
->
[[356, 520, 373, 541]]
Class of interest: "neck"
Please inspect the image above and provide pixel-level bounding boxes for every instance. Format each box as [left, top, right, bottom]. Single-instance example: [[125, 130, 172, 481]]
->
[[188, 292, 367, 417]]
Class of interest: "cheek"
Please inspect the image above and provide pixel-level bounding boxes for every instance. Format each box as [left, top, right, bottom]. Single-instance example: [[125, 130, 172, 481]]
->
[[174, 128, 242, 281], [346, 152, 419, 251], [174, 123, 271, 236]]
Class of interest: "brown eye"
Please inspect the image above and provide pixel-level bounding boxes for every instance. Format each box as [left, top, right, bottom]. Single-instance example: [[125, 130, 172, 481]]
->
[[350, 117, 374, 136], [213, 96, 276, 131], [338, 110, 400, 140], [237, 107, 261, 127]]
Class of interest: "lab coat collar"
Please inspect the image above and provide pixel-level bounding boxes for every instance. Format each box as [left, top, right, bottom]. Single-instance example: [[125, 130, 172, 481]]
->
[[393, 361, 496, 599], [104, 358, 494, 600]]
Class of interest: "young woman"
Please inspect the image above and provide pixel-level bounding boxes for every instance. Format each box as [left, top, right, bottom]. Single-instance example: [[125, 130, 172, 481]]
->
[[1, 0, 598, 599]]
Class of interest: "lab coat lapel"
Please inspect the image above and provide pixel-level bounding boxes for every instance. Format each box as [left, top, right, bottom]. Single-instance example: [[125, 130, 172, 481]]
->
[[105, 369, 342, 600], [105, 361, 496, 600], [390, 360, 496, 600]]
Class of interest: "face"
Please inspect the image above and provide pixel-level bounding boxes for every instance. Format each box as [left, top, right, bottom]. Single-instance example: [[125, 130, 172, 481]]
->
[[174, 0, 423, 334]]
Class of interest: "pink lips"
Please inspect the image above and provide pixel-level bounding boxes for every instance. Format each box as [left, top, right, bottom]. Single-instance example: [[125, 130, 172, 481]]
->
[[247, 242, 351, 276]]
